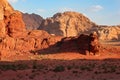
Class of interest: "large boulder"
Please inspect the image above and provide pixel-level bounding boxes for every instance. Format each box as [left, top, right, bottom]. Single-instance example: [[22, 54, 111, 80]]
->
[[89, 32, 100, 54], [57, 32, 101, 55]]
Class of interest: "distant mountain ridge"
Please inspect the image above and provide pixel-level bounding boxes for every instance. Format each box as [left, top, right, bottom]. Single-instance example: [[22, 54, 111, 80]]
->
[[38, 11, 120, 40], [22, 13, 43, 30], [39, 11, 97, 37]]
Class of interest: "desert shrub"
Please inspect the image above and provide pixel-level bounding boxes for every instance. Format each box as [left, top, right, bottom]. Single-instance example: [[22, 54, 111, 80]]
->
[[72, 70, 78, 74], [67, 66, 73, 70], [53, 65, 65, 72], [16, 64, 29, 70], [0, 64, 29, 71], [100, 63, 117, 73], [80, 63, 95, 71], [0, 64, 16, 71]]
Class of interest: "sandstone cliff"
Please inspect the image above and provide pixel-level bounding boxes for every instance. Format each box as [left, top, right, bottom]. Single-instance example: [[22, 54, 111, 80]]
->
[[22, 13, 43, 30], [0, 0, 26, 38], [39, 11, 96, 37], [0, 0, 60, 57]]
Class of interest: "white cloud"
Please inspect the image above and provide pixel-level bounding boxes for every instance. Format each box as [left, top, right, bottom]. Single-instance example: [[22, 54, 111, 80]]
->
[[58, 7, 73, 12], [89, 5, 103, 12], [8, 0, 18, 3], [8, 0, 26, 3]]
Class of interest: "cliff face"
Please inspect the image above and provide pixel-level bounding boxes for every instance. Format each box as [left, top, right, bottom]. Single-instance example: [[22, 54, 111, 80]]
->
[[0, 0, 57, 56], [39, 11, 96, 37], [0, 0, 26, 38], [22, 13, 43, 30]]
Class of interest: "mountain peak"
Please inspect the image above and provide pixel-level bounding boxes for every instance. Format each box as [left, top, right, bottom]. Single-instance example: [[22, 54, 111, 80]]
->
[[40, 11, 96, 37]]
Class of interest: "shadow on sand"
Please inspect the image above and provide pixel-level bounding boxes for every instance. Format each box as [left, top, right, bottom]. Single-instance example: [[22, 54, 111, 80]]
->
[[31, 35, 91, 55]]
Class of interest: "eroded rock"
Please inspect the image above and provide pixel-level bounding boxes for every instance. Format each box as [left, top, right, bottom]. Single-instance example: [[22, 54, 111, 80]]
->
[[0, 0, 26, 38], [39, 11, 96, 37]]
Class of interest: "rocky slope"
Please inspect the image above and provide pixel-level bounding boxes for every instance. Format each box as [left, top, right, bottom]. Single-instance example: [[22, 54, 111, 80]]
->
[[39, 11, 96, 37], [22, 13, 43, 30]]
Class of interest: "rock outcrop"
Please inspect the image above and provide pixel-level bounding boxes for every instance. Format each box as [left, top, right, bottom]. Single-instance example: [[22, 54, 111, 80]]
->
[[0, 0, 26, 38], [0, 0, 58, 57], [89, 32, 100, 54], [39, 11, 96, 37], [97, 25, 120, 40], [55, 32, 101, 55], [22, 13, 43, 30]]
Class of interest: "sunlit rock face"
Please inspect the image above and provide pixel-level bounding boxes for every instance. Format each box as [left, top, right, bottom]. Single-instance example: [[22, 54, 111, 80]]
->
[[39, 11, 120, 41], [39, 11, 96, 37], [96, 26, 120, 40], [0, 0, 26, 38]]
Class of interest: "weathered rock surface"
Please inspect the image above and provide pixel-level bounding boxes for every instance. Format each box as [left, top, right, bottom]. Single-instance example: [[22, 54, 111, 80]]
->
[[0, 30, 62, 52], [22, 13, 43, 30], [0, 0, 56, 57], [97, 25, 120, 40], [89, 32, 100, 54], [0, 0, 26, 38], [38, 32, 100, 55], [39, 11, 96, 37], [39, 11, 120, 41]]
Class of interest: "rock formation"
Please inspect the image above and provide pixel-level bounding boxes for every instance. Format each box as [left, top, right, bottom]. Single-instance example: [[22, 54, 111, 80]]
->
[[39, 11, 96, 37], [0, 0, 118, 59], [97, 25, 120, 40], [55, 32, 101, 55], [89, 32, 100, 55], [39, 11, 120, 41], [0, 0, 60, 57], [0, 0, 26, 38], [22, 13, 43, 30]]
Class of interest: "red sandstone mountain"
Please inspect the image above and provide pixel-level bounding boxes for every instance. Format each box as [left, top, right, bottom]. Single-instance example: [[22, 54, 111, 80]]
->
[[0, 0, 26, 38], [39, 11, 96, 37], [39, 12, 120, 40], [0, 1, 120, 80], [0, 0, 60, 58], [0, 0, 119, 57], [22, 13, 43, 30], [0, 0, 101, 58]]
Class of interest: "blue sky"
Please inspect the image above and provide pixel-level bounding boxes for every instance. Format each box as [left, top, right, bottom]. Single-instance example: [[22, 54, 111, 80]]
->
[[8, 0, 120, 25]]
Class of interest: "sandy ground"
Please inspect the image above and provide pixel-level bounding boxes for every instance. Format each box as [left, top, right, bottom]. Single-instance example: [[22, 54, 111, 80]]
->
[[0, 41, 120, 80]]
